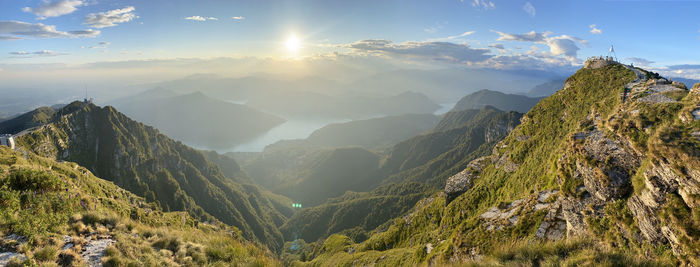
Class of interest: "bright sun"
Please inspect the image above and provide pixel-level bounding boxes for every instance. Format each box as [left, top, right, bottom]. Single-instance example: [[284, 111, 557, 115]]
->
[[285, 34, 301, 53]]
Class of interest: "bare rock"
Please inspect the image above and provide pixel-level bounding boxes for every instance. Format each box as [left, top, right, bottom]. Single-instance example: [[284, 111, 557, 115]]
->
[[445, 156, 490, 203], [0, 252, 26, 266], [576, 131, 639, 201]]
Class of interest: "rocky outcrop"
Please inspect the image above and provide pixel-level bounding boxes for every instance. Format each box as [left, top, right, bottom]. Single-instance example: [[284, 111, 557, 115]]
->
[[479, 190, 562, 237], [445, 156, 490, 203], [574, 130, 640, 201]]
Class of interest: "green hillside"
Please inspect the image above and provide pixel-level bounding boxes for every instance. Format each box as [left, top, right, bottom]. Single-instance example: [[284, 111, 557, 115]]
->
[[288, 63, 700, 265], [13, 103, 289, 252], [0, 146, 280, 266], [0, 106, 57, 135], [279, 106, 522, 244], [306, 113, 439, 149]]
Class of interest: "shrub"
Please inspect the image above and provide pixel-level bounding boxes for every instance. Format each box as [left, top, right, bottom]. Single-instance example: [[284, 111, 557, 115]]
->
[[3, 168, 64, 191], [33, 245, 58, 262]]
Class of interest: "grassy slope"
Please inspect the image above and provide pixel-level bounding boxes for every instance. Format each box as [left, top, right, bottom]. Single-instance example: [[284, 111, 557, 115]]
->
[[0, 146, 280, 266], [280, 107, 522, 245], [14, 103, 288, 252], [293, 64, 689, 266]]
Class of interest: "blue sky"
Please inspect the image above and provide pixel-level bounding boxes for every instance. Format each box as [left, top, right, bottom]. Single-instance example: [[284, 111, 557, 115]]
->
[[1, 0, 699, 79]]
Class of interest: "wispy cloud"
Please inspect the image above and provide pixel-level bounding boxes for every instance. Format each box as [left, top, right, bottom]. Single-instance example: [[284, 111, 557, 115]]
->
[[523, 2, 536, 17], [0, 20, 100, 40], [232, 16, 245, 21], [82, 41, 110, 49], [469, 0, 495, 9], [424, 21, 447, 33], [184, 16, 219, 21], [589, 24, 602, 34], [489, 43, 505, 50], [9, 50, 67, 57], [23, 0, 83, 20], [427, 31, 475, 42], [85, 6, 137, 28]]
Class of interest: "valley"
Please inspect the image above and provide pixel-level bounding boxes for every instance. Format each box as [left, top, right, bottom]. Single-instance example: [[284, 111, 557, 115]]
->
[[1, 1, 699, 265]]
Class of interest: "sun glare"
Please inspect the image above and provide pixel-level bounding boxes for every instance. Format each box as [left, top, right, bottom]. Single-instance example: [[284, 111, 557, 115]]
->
[[285, 34, 301, 53]]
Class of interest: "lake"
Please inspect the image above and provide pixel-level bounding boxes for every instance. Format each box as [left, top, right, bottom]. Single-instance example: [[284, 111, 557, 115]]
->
[[190, 102, 455, 153]]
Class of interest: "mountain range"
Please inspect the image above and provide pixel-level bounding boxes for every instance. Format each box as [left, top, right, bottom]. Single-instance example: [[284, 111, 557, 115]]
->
[[12, 101, 290, 251], [288, 62, 700, 266]]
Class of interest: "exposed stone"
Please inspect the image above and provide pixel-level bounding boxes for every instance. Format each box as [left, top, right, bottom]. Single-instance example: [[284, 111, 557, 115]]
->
[[638, 93, 676, 104], [445, 156, 491, 203], [81, 238, 115, 267], [691, 83, 700, 94], [0, 252, 26, 266]]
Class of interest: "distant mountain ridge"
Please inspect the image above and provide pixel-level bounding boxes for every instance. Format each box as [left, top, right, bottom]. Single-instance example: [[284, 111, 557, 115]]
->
[[0, 106, 57, 134], [113, 91, 285, 149], [305, 113, 440, 149], [451, 89, 542, 113]]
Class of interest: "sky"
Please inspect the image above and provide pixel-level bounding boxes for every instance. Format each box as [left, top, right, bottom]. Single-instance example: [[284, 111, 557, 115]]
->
[[1, 0, 700, 86]]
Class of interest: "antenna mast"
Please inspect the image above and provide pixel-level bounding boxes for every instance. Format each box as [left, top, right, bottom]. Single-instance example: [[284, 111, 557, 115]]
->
[[607, 45, 618, 62]]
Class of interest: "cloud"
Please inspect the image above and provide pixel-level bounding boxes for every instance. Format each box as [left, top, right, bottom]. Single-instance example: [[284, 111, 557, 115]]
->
[[82, 41, 110, 49], [493, 30, 587, 62], [424, 21, 447, 33], [232, 16, 245, 20], [470, 0, 495, 9], [9, 50, 66, 57], [589, 24, 602, 34], [426, 31, 475, 42], [626, 57, 654, 66], [0, 36, 23, 40], [184, 16, 219, 21], [0, 20, 100, 40], [68, 29, 100, 37], [523, 2, 536, 17], [489, 43, 505, 50], [664, 64, 700, 71], [345, 39, 492, 64], [655, 64, 700, 80], [85, 6, 136, 28], [23, 0, 83, 20]]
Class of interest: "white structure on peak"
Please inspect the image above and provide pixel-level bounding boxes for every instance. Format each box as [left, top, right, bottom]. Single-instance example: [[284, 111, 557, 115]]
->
[[0, 134, 15, 150]]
